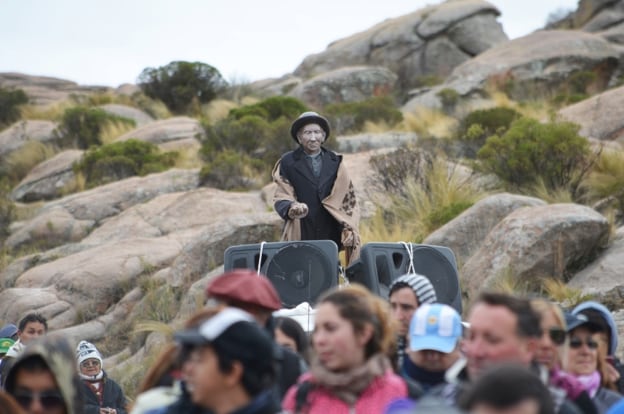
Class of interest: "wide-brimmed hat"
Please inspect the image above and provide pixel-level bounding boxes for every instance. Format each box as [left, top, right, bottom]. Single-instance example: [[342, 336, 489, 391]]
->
[[290, 111, 330, 143]]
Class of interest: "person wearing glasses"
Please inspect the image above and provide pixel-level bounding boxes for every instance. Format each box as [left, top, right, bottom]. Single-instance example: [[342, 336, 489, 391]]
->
[[560, 313, 623, 414], [76, 341, 126, 414], [272, 111, 361, 265], [4, 336, 83, 414]]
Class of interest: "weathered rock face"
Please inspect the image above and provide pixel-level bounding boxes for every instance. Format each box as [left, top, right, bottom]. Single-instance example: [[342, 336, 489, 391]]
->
[[550, 0, 624, 46], [0, 72, 111, 106], [568, 226, 624, 296], [293, 0, 507, 91], [5, 169, 200, 251], [0, 120, 58, 158], [558, 85, 624, 142], [404, 30, 622, 111], [461, 203, 610, 299], [11, 149, 83, 202], [424, 193, 546, 268], [115, 117, 205, 146], [289, 66, 398, 107], [98, 104, 154, 127]]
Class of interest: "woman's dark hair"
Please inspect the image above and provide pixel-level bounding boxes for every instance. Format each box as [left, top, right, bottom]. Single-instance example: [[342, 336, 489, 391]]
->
[[274, 316, 309, 360]]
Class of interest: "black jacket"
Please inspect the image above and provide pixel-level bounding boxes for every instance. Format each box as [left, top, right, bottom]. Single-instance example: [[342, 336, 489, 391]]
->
[[80, 372, 127, 414], [275, 147, 343, 248]]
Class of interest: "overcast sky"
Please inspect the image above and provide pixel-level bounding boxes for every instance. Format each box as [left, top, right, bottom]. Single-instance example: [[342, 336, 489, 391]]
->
[[1, 0, 578, 87]]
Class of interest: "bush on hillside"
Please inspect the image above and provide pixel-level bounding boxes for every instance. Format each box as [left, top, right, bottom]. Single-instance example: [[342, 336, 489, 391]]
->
[[229, 96, 307, 122], [0, 178, 15, 246], [324, 96, 403, 135], [199, 149, 265, 190], [58, 106, 136, 149], [455, 107, 522, 157], [200, 96, 321, 189], [137, 61, 228, 114], [74, 139, 177, 188], [477, 117, 591, 195], [0, 87, 28, 129]]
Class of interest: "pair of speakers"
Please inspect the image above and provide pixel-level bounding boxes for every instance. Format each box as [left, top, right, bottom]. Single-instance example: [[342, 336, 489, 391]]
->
[[224, 240, 461, 313]]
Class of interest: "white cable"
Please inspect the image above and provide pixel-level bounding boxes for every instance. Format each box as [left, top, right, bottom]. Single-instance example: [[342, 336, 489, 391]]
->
[[257, 241, 266, 275], [400, 241, 416, 274]]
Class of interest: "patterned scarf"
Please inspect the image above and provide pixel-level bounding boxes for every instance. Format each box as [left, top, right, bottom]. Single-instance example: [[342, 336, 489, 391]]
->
[[308, 353, 391, 405]]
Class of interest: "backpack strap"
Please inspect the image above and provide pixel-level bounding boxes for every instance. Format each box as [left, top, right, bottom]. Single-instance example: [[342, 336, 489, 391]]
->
[[294, 380, 314, 413]]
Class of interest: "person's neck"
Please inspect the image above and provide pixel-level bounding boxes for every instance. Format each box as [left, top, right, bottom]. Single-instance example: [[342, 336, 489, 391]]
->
[[304, 149, 321, 156], [211, 388, 251, 414]]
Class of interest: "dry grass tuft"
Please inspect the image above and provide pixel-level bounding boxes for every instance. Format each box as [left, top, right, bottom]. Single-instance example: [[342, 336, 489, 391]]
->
[[402, 107, 458, 138], [5, 141, 58, 183]]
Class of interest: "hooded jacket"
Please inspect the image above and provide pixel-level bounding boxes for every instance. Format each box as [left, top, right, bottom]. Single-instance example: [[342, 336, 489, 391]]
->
[[572, 301, 618, 355], [5, 336, 84, 414]]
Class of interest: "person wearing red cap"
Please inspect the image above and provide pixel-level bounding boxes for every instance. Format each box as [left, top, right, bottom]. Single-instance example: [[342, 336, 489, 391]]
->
[[272, 111, 361, 265], [205, 269, 305, 408]]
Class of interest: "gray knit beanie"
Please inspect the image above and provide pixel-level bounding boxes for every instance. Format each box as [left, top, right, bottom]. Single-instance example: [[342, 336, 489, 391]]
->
[[389, 273, 437, 305]]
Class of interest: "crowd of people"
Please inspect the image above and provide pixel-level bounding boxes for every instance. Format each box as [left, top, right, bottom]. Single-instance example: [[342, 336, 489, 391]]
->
[[0, 112, 623, 414], [1, 267, 623, 414]]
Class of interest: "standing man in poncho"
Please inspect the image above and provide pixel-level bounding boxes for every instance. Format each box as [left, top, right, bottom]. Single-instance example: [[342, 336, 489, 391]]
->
[[272, 111, 360, 265]]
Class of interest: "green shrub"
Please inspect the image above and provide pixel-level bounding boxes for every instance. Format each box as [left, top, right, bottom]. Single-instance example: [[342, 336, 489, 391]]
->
[[581, 149, 624, 216], [229, 96, 307, 122], [425, 200, 474, 230], [59, 106, 136, 149], [200, 96, 317, 188], [456, 107, 522, 157], [137, 61, 228, 114], [436, 88, 460, 111], [324, 96, 403, 135], [199, 149, 265, 190], [477, 117, 591, 194], [74, 139, 177, 187], [0, 87, 28, 129]]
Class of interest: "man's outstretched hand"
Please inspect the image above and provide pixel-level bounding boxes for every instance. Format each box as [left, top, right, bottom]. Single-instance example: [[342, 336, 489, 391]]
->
[[288, 202, 309, 219]]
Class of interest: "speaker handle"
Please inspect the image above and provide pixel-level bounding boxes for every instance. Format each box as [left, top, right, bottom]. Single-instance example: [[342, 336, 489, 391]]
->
[[257, 241, 267, 274], [400, 241, 416, 274]]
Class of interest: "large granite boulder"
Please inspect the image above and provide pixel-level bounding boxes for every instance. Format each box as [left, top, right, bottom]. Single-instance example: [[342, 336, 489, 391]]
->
[[461, 203, 609, 299], [289, 66, 398, 107], [293, 0, 507, 91], [568, 226, 624, 297], [11, 149, 83, 202], [404, 30, 622, 111], [424, 193, 546, 267], [98, 104, 154, 127], [558, 85, 624, 143], [116, 117, 205, 147], [550, 0, 624, 46], [0, 120, 58, 159], [0, 72, 111, 106]]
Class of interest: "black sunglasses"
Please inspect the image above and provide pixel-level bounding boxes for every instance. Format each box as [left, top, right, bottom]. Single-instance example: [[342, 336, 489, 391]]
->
[[569, 337, 598, 350], [548, 328, 566, 345], [13, 389, 65, 410]]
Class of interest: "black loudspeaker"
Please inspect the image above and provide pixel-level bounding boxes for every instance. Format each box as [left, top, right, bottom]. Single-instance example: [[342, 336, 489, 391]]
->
[[346, 242, 462, 313], [224, 240, 339, 308]]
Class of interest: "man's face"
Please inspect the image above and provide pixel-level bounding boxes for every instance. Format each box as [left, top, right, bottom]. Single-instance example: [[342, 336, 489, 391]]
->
[[297, 123, 325, 155], [472, 399, 540, 414], [389, 287, 418, 337], [408, 346, 461, 372], [13, 368, 66, 414], [463, 303, 536, 379], [19, 322, 46, 346], [183, 346, 234, 409]]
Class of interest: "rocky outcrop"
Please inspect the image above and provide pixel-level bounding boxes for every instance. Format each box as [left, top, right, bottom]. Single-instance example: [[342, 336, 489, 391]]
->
[[558, 84, 624, 142], [115, 117, 205, 147], [293, 0, 507, 91], [0, 120, 58, 158], [289, 66, 398, 107], [11, 149, 83, 202], [0, 72, 111, 106], [461, 203, 610, 299], [568, 226, 624, 296], [98, 104, 154, 127], [404, 30, 622, 111], [550, 0, 624, 46], [424, 193, 546, 267]]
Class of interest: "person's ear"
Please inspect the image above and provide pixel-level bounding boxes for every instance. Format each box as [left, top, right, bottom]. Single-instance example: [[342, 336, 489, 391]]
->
[[356, 324, 374, 348], [224, 361, 244, 387]]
